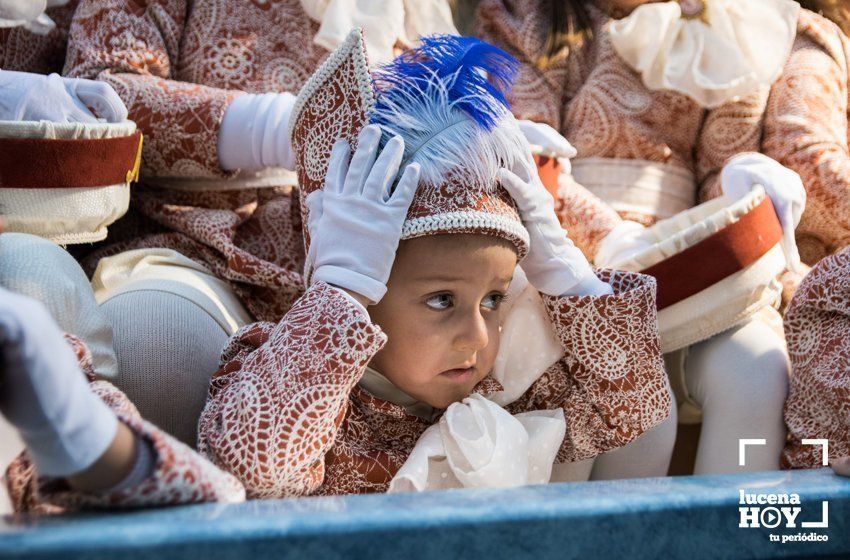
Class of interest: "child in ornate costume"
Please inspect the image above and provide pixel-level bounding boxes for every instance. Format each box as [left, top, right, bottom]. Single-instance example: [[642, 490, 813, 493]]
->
[[0, 0, 457, 445], [474, 0, 811, 476], [782, 246, 850, 471], [197, 31, 671, 496]]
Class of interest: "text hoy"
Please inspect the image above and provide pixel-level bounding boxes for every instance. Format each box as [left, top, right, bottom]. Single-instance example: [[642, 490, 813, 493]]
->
[[738, 490, 829, 529]]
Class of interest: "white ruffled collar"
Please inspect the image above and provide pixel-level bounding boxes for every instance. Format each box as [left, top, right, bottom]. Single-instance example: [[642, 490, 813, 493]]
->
[[609, 0, 800, 107], [298, 0, 457, 65]]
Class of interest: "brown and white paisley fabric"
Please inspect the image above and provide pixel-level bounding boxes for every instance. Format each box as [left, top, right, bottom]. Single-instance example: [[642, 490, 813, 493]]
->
[[64, 0, 332, 320], [476, 1, 850, 266], [4, 334, 246, 514], [288, 29, 529, 260], [781, 247, 850, 469], [0, 0, 77, 73], [762, 11, 850, 266], [197, 272, 670, 498]]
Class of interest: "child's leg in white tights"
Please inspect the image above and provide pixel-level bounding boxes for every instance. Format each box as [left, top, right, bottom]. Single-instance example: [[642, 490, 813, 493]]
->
[[685, 310, 789, 474], [589, 381, 678, 480]]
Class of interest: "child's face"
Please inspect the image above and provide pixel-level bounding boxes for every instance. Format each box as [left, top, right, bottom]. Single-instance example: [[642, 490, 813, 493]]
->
[[368, 234, 518, 409]]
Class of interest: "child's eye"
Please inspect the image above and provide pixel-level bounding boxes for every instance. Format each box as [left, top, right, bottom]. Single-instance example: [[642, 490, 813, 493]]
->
[[425, 293, 453, 310], [481, 293, 505, 310]]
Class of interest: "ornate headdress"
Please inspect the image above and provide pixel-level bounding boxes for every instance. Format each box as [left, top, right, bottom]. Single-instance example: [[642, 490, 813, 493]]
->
[[289, 29, 530, 270]]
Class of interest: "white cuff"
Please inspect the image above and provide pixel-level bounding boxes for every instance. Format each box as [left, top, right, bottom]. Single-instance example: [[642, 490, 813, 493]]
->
[[313, 265, 386, 305], [218, 92, 297, 171], [559, 269, 613, 297]]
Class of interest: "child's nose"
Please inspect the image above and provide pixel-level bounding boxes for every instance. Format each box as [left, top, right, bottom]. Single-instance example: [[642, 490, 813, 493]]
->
[[454, 310, 489, 352]]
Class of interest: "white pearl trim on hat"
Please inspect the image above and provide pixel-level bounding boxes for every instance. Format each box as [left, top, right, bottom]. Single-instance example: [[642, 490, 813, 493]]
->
[[402, 211, 531, 255]]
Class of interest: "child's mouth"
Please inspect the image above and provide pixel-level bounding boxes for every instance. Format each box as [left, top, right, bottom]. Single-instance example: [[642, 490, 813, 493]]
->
[[440, 367, 475, 381]]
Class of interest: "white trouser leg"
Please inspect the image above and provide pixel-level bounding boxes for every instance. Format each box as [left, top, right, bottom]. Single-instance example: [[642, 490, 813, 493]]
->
[[685, 311, 789, 474], [100, 290, 233, 447], [550, 458, 595, 483], [94, 248, 252, 447], [0, 232, 117, 378], [589, 381, 677, 480]]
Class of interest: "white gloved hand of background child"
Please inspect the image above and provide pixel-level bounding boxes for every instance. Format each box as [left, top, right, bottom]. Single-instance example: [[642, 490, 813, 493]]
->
[[499, 153, 612, 297], [305, 124, 421, 304], [0, 0, 67, 34], [218, 92, 298, 171], [0, 287, 118, 478], [0, 70, 128, 123], [594, 220, 651, 268], [721, 152, 806, 272], [517, 119, 577, 174]]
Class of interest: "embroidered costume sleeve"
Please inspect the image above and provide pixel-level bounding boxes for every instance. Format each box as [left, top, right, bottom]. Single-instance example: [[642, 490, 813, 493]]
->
[[4, 335, 246, 513], [197, 281, 386, 498], [506, 270, 671, 462], [781, 247, 850, 469], [63, 0, 241, 179], [0, 1, 78, 73], [761, 10, 850, 265]]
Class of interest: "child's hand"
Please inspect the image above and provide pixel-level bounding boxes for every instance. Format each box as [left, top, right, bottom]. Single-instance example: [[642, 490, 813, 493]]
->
[[306, 124, 421, 304], [498, 155, 612, 297], [0, 287, 118, 477]]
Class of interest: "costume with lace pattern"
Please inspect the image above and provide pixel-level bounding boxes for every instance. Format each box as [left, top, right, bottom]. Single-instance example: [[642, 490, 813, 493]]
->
[[0, 0, 77, 73], [781, 246, 850, 469], [4, 334, 246, 513], [197, 277, 670, 498], [474, 0, 850, 267], [62, 0, 331, 320]]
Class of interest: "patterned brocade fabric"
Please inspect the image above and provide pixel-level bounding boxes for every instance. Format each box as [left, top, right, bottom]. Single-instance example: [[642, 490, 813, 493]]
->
[[198, 273, 670, 498], [762, 13, 850, 265], [781, 247, 850, 469], [63, 0, 333, 320], [4, 335, 245, 514], [474, 1, 850, 266], [0, 1, 78, 73]]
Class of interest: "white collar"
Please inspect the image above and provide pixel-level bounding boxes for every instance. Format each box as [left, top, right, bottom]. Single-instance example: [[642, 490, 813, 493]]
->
[[609, 0, 799, 107], [359, 366, 439, 421]]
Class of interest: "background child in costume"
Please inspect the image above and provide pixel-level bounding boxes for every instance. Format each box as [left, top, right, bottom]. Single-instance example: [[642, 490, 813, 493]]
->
[[0, 0, 455, 447], [197, 31, 671, 497], [473, 0, 808, 476], [0, 231, 244, 514], [781, 246, 850, 472]]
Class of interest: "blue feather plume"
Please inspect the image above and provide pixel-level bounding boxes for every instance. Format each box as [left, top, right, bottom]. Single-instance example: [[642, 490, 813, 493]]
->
[[369, 35, 527, 192], [372, 35, 518, 131]]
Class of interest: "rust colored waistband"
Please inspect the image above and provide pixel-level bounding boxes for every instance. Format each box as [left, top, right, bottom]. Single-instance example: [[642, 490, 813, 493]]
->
[[0, 131, 143, 189], [641, 196, 782, 310]]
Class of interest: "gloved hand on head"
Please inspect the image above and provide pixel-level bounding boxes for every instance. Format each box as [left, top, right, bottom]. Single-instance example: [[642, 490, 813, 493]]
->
[[304, 124, 421, 305], [499, 151, 613, 297]]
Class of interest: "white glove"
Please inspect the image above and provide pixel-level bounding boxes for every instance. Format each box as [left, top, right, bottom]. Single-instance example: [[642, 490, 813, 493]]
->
[[0, 70, 128, 123], [0, 287, 118, 477], [498, 154, 613, 297], [0, 0, 67, 34], [594, 220, 651, 268], [517, 120, 577, 174], [721, 152, 806, 272], [305, 124, 421, 304], [218, 92, 298, 171]]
